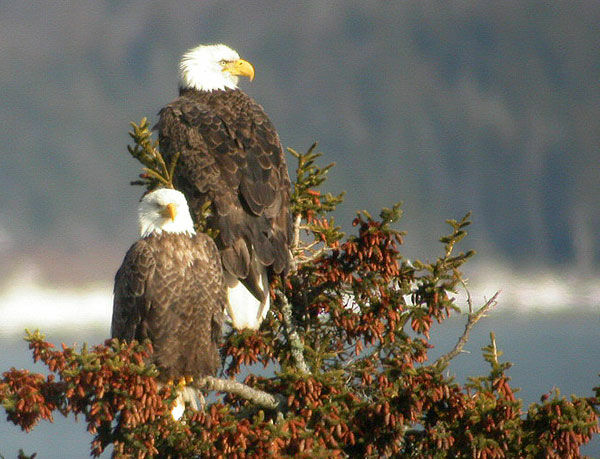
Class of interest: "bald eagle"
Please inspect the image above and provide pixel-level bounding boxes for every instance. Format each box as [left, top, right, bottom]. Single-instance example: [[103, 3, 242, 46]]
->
[[111, 188, 225, 420], [154, 44, 291, 331]]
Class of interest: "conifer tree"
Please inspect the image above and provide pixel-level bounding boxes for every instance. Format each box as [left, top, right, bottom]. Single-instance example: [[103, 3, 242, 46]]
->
[[0, 121, 598, 458]]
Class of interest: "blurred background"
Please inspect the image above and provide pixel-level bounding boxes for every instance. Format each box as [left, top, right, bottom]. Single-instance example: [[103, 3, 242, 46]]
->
[[0, 1, 599, 456]]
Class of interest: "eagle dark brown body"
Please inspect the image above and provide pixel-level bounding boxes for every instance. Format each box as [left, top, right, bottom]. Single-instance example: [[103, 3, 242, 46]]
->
[[111, 232, 225, 380], [154, 88, 292, 304]]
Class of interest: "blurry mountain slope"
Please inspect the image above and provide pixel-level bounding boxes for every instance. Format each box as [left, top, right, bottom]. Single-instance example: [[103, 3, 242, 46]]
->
[[0, 1, 598, 284]]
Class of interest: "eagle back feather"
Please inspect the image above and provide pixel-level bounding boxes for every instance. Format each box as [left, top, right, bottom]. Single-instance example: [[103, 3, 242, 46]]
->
[[154, 88, 292, 303]]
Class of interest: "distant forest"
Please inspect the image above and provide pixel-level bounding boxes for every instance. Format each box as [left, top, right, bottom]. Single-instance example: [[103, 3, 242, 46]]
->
[[1, 1, 598, 283]]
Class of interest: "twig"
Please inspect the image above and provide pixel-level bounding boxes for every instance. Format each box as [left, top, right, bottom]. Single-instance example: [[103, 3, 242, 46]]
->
[[489, 331, 498, 364], [294, 247, 333, 267], [290, 215, 337, 269], [276, 290, 310, 374], [195, 376, 282, 411], [455, 268, 473, 314], [434, 291, 500, 367], [300, 240, 321, 251]]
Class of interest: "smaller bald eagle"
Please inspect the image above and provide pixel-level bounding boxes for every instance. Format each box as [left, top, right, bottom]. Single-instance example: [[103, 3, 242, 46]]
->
[[111, 188, 225, 420]]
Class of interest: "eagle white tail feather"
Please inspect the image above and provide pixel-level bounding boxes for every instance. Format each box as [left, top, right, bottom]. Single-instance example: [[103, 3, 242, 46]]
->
[[171, 396, 186, 421], [226, 266, 270, 330], [158, 384, 202, 421]]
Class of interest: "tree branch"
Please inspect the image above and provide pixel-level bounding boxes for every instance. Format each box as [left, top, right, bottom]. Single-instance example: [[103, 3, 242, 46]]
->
[[489, 331, 499, 365], [292, 213, 302, 253], [434, 291, 500, 367], [455, 268, 473, 314], [276, 291, 310, 375], [195, 376, 283, 411]]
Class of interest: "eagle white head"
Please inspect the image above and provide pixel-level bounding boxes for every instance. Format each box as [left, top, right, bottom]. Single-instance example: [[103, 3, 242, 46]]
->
[[179, 43, 255, 92], [138, 188, 196, 238]]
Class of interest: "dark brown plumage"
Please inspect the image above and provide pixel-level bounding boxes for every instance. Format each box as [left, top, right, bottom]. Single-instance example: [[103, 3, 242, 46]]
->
[[111, 231, 225, 380], [154, 87, 291, 323]]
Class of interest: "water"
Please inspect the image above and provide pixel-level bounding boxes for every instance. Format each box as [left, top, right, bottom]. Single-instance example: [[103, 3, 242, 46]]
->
[[0, 280, 599, 456], [0, 332, 110, 458]]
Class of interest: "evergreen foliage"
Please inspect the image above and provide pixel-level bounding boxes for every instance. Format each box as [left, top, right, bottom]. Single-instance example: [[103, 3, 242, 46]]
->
[[127, 119, 216, 238], [127, 118, 179, 191], [1, 128, 598, 457]]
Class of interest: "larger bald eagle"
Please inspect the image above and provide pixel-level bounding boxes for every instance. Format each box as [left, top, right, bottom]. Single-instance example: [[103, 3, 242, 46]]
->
[[154, 44, 291, 331], [111, 188, 225, 419]]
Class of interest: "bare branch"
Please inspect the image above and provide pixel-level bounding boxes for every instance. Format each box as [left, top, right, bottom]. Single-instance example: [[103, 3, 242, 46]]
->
[[195, 376, 282, 411], [455, 268, 473, 314], [289, 215, 334, 269], [293, 246, 333, 267], [434, 291, 500, 367]]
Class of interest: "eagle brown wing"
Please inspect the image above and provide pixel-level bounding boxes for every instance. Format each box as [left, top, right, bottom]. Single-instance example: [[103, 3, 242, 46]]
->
[[111, 239, 155, 342], [155, 89, 291, 301], [111, 233, 226, 380], [191, 232, 226, 356]]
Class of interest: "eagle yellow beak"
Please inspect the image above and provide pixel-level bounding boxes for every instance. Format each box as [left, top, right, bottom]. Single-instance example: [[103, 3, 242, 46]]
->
[[161, 203, 177, 221], [222, 58, 255, 81]]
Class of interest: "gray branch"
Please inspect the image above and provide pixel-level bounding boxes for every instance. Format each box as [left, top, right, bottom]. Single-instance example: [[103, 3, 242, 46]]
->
[[276, 290, 310, 375], [434, 291, 500, 367], [195, 376, 283, 410], [292, 213, 302, 252]]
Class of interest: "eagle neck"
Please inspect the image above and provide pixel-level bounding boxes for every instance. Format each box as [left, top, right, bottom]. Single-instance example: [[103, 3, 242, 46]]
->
[[179, 86, 241, 100], [143, 231, 194, 243]]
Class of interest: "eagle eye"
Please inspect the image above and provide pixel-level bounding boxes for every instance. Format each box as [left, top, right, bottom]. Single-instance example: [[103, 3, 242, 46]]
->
[[219, 59, 228, 65]]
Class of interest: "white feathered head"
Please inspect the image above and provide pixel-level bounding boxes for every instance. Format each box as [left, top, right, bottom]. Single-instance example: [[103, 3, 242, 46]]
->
[[179, 43, 255, 92], [138, 188, 195, 238]]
